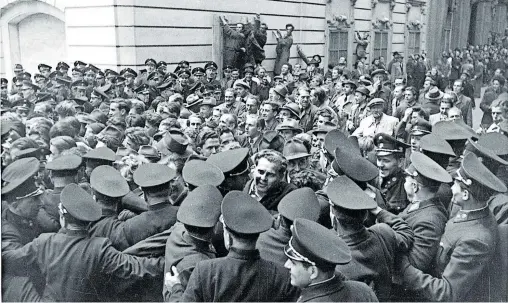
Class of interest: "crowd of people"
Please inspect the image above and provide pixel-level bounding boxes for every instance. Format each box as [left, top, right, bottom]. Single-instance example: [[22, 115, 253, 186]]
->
[[1, 29, 508, 302]]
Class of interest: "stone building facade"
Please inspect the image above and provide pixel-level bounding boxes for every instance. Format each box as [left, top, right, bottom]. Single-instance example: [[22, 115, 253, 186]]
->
[[0, 0, 506, 80]]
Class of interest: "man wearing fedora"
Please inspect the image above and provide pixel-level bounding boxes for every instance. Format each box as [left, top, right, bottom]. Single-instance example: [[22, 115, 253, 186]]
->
[[421, 86, 444, 116]]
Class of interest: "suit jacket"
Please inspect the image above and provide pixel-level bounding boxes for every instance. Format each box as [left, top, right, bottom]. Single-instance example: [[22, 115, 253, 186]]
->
[[173, 247, 299, 302], [243, 179, 297, 212], [256, 225, 291, 266], [401, 207, 498, 302], [163, 223, 216, 301], [2, 229, 164, 302], [337, 211, 414, 301], [298, 276, 378, 302], [352, 114, 399, 138], [455, 94, 474, 127]]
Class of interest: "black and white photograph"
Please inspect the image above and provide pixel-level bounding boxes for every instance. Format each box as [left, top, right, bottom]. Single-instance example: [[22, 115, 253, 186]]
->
[[1, 0, 508, 301]]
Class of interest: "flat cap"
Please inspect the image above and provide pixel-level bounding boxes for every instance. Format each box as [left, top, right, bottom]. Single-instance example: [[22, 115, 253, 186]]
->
[[133, 163, 176, 188], [367, 98, 385, 108], [234, 79, 250, 89], [83, 147, 116, 162], [221, 191, 273, 234], [327, 176, 377, 210], [1, 157, 41, 197], [278, 187, 320, 222], [206, 148, 250, 175], [454, 153, 507, 193], [419, 134, 456, 156], [60, 184, 101, 222], [90, 165, 129, 198], [334, 146, 377, 182], [374, 133, 410, 156], [177, 185, 223, 227], [405, 152, 452, 183], [46, 154, 82, 171], [285, 218, 351, 267], [433, 120, 477, 141], [182, 160, 225, 187], [477, 133, 508, 157]]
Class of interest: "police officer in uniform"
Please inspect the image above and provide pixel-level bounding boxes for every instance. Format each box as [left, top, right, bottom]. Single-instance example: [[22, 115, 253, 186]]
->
[[88, 165, 130, 248], [2, 157, 44, 302], [114, 163, 179, 250], [37, 154, 82, 232], [328, 176, 414, 301], [398, 153, 505, 301], [284, 218, 378, 302], [163, 185, 223, 301], [165, 191, 299, 301], [2, 184, 164, 302], [374, 133, 411, 214], [257, 187, 320, 266]]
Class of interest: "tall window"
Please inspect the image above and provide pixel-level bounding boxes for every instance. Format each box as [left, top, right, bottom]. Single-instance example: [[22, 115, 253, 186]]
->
[[373, 31, 389, 60], [328, 30, 349, 66], [407, 31, 421, 55]]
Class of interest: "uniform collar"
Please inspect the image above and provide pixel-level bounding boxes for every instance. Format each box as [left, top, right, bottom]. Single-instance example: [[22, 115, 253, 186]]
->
[[453, 204, 490, 223], [227, 247, 261, 260], [147, 201, 171, 211], [406, 196, 442, 213], [339, 227, 369, 246], [61, 228, 89, 237], [182, 230, 215, 251], [299, 276, 344, 302]]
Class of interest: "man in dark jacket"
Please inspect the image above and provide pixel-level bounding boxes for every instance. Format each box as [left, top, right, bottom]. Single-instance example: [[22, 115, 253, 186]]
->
[[399, 153, 504, 301], [2, 157, 45, 302], [243, 149, 296, 211], [284, 218, 378, 302], [329, 176, 414, 301], [163, 185, 222, 301], [257, 187, 320, 266], [2, 184, 164, 302], [165, 191, 299, 301]]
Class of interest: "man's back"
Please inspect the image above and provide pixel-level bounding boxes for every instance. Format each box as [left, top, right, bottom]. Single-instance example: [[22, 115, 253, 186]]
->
[[2, 230, 163, 302], [182, 247, 298, 302]]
